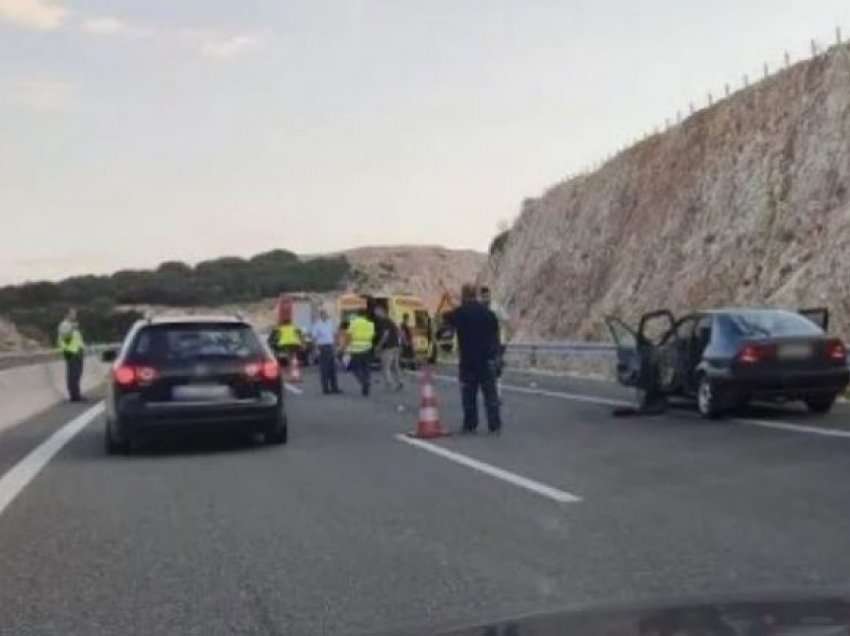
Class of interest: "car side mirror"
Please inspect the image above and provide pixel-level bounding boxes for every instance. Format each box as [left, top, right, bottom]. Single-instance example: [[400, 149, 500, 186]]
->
[[101, 348, 118, 363]]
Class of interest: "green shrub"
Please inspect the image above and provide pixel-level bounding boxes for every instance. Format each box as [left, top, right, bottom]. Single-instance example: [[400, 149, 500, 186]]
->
[[0, 250, 351, 343]]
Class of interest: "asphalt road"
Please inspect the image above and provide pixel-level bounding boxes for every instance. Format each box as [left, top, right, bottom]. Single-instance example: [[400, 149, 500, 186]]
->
[[2, 366, 850, 635]]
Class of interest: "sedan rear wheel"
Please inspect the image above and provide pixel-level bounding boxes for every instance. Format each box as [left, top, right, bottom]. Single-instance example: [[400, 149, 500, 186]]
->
[[805, 394, 837, 414], [696, 375, 723, 419]]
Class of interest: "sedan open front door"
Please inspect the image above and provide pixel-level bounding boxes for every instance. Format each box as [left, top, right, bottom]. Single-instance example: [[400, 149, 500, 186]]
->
[[605, 317, 641, 387], [607, 310, 680, 413], [638, 309, 676, 346]]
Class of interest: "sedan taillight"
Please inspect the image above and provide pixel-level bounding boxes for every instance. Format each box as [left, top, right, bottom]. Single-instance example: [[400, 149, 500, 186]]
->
[[737, 343, 776, 364], [738, 344, 763, 364], [826, 339, 847, 362]]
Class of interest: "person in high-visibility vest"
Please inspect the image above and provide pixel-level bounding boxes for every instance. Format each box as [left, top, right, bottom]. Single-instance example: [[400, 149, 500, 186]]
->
[[346, 309, 376, 396], [57, 308, 86, 402], [275, 320, 302, 367]]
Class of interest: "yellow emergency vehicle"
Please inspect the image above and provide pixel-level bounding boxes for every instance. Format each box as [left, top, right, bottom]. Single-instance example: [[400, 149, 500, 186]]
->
[[336, 293, 368, 324], [429, 291, 459, 363]]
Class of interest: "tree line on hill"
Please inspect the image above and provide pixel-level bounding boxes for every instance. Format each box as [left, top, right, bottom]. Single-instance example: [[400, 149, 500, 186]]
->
[[0, 250, 351, 345]]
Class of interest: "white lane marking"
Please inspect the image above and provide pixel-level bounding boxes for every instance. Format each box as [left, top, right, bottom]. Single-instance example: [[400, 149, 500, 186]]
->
[[284, 383, 303, 395], [395, 433, 582, 504], [430, 372, 631, 408], [429, 371, 850, 440], [0, 402, 105, 518], [735, 417, 850, 439]]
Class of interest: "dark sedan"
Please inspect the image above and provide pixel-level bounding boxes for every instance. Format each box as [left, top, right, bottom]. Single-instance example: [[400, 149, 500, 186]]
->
[[607, 307, 849, 418], [102, 316, 288, 453]]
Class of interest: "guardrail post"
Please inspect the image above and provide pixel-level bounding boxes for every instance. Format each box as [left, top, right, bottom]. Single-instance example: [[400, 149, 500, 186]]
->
[[530, 346, 538, 368]]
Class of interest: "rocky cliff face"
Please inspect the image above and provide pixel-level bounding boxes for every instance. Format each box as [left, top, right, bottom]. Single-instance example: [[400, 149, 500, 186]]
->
[[488, 45, 850, 342]]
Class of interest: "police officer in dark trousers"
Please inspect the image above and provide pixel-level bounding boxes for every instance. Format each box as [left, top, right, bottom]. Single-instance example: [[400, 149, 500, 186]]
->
[[57, 308, 86, 402], [444, 284, 502, 434]]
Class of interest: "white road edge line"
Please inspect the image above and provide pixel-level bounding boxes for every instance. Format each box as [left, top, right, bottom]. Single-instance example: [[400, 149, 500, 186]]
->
[[735, 417, 850, 438], [429, 371, 850, 440], [430, 372, 631, 408], [284, 383, 303, 395], [0, 401, 105, 518], [394, 433, 582, 504]]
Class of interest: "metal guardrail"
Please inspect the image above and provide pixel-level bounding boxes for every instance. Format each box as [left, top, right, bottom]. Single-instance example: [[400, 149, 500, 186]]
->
[[504, 341, 616, 366], [505, 341, 615, 353]]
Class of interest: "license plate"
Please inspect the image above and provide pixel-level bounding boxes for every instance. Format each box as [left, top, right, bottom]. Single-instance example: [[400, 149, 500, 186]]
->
[[779, 343, 812, 359], [172, 384, 233, 401]]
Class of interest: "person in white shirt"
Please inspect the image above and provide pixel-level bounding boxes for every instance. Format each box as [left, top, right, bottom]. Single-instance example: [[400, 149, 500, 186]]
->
[[310, 309, 341, 394]]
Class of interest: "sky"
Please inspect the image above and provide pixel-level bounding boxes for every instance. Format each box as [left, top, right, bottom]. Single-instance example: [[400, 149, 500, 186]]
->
[[1, 0, 849, 285]]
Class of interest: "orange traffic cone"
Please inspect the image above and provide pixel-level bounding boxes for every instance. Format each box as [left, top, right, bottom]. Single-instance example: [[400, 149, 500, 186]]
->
[[288, 354, 303, 384], [408, 367, 450, 439]]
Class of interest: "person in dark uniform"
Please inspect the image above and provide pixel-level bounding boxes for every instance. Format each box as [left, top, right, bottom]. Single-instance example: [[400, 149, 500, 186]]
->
[[443, 284, 502, 434]]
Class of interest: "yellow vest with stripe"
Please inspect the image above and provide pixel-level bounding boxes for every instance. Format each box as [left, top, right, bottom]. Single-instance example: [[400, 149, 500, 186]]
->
[[277, 324, 301, 347], [58, 329, 85, 355], [347, 316, 375, 354]]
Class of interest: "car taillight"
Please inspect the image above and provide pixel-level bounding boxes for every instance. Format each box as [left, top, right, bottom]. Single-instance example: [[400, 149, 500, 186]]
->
[[136, 366, 158, 383], [262, 360, 280, 381], [738, 344, 772, 364], [113, 365, 158, 387], [244, 362, 262, 378], [826, 339, 847, 362], [244, 360, 280, 381], [738, 345, 760, 364], [114, 365, 135, 386]]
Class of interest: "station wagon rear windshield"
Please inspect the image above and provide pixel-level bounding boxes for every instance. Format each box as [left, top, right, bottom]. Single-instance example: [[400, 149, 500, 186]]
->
[[127, 323, 264, 363], [720, 311, 823, 339]]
